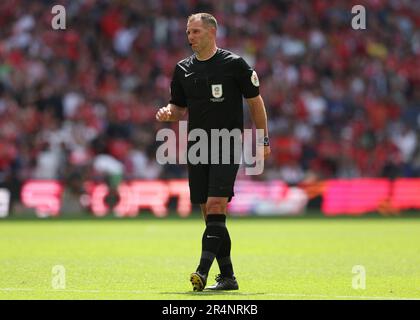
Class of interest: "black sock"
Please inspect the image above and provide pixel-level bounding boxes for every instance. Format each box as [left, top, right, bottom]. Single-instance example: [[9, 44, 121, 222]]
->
[[197, 214, 226, 275], [216, 228, 234, 278]]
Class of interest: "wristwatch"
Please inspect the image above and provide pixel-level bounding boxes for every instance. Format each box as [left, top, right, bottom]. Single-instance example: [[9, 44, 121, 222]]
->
[[263, 136, 270, 146]]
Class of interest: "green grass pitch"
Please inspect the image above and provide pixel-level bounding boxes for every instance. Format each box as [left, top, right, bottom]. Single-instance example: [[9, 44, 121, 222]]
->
[[0, 215, 419, 300]]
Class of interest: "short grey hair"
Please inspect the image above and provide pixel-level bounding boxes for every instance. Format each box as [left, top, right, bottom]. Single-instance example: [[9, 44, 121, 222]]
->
[[188, 13, 218, 30]]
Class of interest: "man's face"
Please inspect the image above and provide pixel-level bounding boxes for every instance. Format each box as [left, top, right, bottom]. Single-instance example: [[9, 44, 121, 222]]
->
[[186, 19, 213, 53]]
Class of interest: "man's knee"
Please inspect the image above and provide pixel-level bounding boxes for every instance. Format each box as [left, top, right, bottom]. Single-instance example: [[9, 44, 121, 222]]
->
[[206, 198, 227, 213]]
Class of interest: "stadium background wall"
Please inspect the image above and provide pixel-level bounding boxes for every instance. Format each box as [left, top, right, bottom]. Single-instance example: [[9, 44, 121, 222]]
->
[[1, 178, 420, 218]]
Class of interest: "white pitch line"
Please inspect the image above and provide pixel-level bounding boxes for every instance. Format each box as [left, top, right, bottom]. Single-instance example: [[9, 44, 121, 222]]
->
[[0, 288, 34, 292], [0, 288, 156, 294], [263, 293, 419, 300], [0, 288, 418, 300], [45, 289, 152, 294]]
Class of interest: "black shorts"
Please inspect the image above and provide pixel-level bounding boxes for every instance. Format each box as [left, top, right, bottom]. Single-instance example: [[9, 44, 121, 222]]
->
[[187, 163, 240, 204]]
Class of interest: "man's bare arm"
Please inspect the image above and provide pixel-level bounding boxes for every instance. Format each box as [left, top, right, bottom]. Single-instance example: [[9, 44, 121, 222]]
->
[[246, 95, 271, 158], [156, 104, 187, 122], [247, 95, 269, 136]]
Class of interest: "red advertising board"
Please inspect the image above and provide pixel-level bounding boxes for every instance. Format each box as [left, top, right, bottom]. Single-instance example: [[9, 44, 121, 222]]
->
[[7, 178, 420, 217]]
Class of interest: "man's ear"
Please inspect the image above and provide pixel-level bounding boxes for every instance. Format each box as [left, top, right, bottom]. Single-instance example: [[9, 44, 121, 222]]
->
[[210, 26, 217, 38]]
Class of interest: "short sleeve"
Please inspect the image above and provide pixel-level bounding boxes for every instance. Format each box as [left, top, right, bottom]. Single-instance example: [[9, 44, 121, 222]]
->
[[234, 57, 260, 99], [169, 65, 187, 108]]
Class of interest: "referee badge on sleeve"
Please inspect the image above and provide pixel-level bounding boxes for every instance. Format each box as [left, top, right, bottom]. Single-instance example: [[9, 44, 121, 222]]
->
[[251, 70, 260, 87]]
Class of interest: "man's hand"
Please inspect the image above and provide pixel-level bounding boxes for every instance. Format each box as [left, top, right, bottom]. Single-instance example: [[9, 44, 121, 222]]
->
[[156, 106, 172, 122], [257, 145, 271, 161], [156, 104, 187, 122]]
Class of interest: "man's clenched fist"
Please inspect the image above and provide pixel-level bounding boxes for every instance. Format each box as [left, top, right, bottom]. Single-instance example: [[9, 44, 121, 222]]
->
[[156, 106, 172, 122]]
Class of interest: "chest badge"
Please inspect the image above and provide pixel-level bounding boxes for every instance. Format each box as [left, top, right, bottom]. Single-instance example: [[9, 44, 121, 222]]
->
[[211, 84, 223, 98]]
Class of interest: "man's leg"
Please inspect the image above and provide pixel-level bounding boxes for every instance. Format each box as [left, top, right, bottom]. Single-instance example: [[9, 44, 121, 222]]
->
[[202, 198, 234, 279], [206, 199, 238, 290], [191, 197, 228, 291], [190, 160, 239, 291], [204, 162, 239, 290], [196, 197, 227, 273], [187, 163, 212, 291], [215, 223, 234, 279], [200, 201, 233, 276], [200, 204, 207, 223]]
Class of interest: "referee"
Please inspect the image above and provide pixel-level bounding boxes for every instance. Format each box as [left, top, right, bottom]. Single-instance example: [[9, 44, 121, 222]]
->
[[156, 13, 270, 291]]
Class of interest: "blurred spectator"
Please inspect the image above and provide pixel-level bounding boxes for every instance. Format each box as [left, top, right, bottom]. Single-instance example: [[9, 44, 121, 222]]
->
[[0, 0, 419, 191]]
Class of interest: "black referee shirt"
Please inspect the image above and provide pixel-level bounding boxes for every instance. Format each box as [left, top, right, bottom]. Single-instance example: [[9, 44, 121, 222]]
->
[[169, 48, 260, 133]]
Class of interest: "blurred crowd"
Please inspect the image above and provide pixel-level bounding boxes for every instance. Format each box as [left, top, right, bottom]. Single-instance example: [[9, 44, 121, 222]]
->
[[0, 0, 420, 197]]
